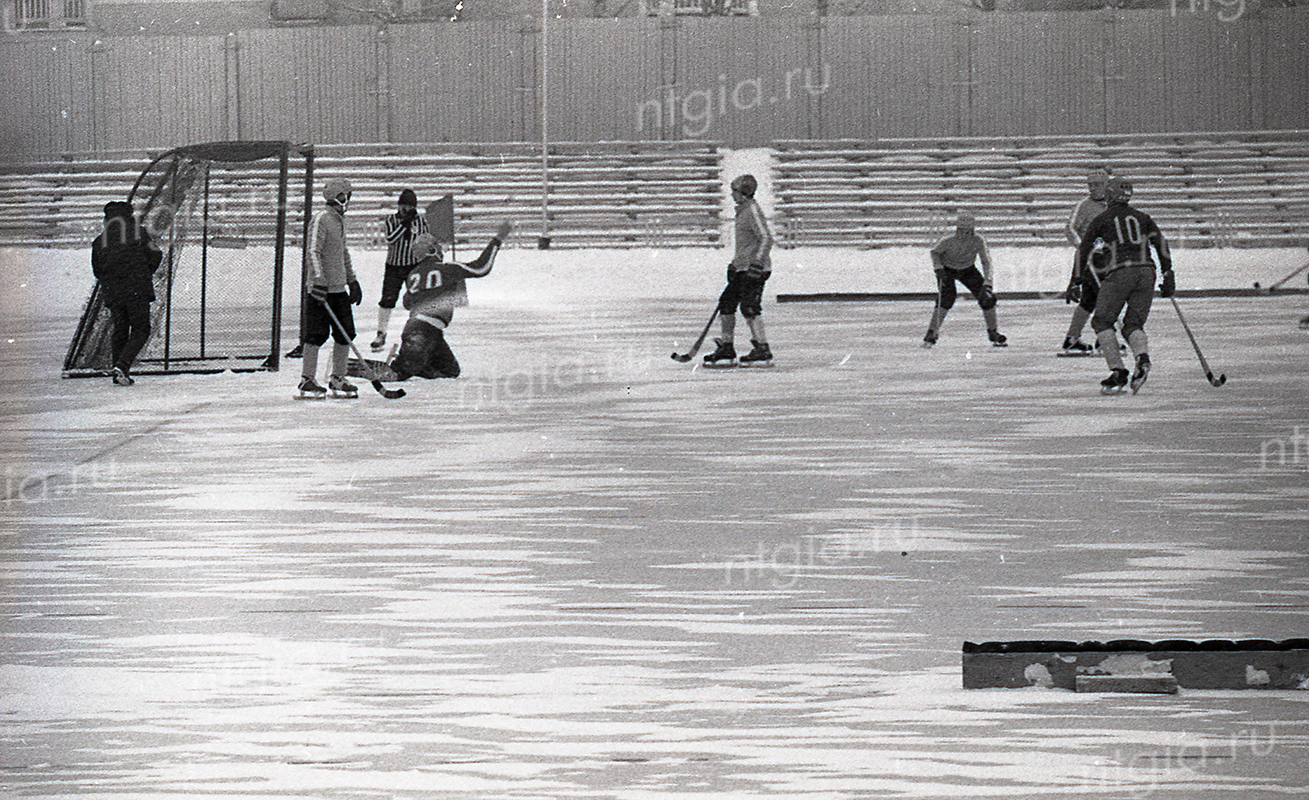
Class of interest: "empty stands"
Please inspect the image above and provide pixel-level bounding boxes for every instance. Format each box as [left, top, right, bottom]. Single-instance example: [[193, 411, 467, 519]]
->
[[0, 140, 723, 250], [773, 131, 1309, 249]]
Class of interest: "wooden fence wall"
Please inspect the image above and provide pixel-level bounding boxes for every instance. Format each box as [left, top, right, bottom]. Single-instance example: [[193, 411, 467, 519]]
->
[[3, 9, 1306, 158]]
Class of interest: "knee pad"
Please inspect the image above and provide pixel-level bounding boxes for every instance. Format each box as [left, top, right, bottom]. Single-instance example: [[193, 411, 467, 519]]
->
[[977, 287, 997, 310]]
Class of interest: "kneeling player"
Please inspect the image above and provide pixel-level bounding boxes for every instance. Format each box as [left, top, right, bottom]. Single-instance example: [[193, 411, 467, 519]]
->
[[1076, 177, 1174, 394], [923, 213, 1006, 348], [391, 222, 512, 380]]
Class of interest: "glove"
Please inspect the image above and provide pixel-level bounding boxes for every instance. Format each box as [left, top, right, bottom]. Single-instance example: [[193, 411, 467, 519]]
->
[[1159, 270, 1175, 298], [746, 264, 765, 279], [309, 284, 328, 302], [1064, 280, 1081, 305], [348, 279, 363, 306]]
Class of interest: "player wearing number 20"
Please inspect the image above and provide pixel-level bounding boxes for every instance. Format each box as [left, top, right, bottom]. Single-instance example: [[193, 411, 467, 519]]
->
[[1076, 177, 1175, 394], [391, 222, 512, 380]]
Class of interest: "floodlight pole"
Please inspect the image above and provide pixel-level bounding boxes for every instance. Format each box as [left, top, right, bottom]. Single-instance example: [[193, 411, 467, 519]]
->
[[538, 0, 551, 249]]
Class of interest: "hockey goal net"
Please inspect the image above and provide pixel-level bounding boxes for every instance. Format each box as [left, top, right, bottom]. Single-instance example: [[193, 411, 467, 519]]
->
[[62, 141, 314, 377]]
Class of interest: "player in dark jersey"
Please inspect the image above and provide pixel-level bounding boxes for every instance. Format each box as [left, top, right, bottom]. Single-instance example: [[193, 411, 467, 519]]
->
[[391, 222, 512, 380], [923, 212, 1006, 348], [1075, 177, 1175, 394]]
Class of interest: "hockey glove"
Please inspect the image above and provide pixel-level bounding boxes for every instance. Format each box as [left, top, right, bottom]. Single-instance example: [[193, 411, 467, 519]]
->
[[309, 284, 328, 302], [348, 279, 363, 305], [1159, 270, 1176, 298], [1064, 280, 1081, 305]]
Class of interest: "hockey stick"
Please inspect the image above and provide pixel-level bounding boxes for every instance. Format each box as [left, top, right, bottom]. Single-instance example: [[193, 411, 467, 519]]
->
[[1168, 296, 1226, 387], [671, 306, 720, 362], [319, 299, 406, 399], [1254, 258, 1309, 294]]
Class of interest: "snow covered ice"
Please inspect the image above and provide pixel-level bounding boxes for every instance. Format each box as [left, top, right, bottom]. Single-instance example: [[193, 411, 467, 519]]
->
[[2, 245, 1308, 798]]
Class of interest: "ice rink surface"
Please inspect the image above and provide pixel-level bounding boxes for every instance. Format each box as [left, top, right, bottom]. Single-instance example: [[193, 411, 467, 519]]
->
[[2, 289, 1308, 798]]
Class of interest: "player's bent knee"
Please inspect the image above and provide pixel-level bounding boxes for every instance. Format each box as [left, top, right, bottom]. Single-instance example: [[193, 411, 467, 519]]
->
[[977, 289, 997, 310], [1091, 316, 1116, 333], [1121, 324, 1143, 341]]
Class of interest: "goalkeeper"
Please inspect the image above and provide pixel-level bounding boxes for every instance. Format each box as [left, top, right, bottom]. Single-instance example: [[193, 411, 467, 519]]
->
[[392, 223, 512, 380]]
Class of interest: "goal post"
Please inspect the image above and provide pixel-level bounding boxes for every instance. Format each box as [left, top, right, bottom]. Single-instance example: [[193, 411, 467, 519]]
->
[[62, 141, 314, 377]]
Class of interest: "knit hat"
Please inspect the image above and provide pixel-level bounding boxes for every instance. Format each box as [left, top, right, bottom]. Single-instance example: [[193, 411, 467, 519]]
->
[[103, 201, 134, 219], [322, 177, 352, 203], [730, 174, 757, 198], [399, 188, 417, 206]]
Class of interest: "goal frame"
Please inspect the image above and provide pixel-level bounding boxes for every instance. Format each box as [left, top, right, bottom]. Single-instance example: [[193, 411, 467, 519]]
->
[[62, 141, 315, 378]]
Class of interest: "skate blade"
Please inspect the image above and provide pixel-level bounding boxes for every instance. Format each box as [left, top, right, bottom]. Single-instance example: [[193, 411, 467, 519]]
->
[[739, 360, 775, 368], [295, 393, 327, 400], [1056, 351, 1095, 358], [329, 391, 359, 399], [702, 361, 738, 369], [1100, 386, 1128, 396], [921, 342, 935, 349]]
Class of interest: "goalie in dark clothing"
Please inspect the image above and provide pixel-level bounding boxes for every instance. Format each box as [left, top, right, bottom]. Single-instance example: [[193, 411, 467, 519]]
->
[[91, 201, 162, 385], [392, 222, 512, 380]]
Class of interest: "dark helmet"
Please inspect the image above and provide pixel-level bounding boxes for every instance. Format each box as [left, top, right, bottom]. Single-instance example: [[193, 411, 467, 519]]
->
[[103, 201, 134, 220], [730, 174, 757, 198], [1105, 176, 1133, 204]]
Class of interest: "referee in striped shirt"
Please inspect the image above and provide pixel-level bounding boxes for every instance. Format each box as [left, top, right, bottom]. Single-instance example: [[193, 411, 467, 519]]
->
[[372, 188, 436, 351]]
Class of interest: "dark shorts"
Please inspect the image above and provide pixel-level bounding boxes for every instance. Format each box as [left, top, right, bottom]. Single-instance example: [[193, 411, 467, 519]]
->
[[1092, 265, 1155, 337], [718, 268, 769, 318], [304, 291, 355, 346], [936, 266, 991, 310], [379, 262, 415, 309], [393, 318, 460, 379]]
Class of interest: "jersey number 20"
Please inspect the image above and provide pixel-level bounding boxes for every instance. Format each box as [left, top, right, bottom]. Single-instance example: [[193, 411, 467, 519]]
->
[[407, 270, 442, 292]]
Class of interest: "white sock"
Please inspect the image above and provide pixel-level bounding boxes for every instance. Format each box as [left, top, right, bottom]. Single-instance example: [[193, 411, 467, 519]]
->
[[301, 345, 319, 380], [1126, 329, 1148, 360], [1097, 329, 1125, 371], [332, 343, 349, 378], [377, 306, 392, 334]]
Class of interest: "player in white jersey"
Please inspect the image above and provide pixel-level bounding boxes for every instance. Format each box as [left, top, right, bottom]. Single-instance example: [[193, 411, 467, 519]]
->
[[1060, 169, 1110, 355], [703, 174, 775, 367]]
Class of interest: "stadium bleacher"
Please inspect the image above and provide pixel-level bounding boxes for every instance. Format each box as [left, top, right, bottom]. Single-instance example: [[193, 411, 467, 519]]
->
[[0, 141, 723, 250], [773, 131, 1309, 249]]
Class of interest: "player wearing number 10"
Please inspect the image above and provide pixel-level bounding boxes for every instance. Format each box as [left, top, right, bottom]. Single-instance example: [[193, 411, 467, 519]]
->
[[391, 221, 513, 380], [1076, 177, 1175, 394]]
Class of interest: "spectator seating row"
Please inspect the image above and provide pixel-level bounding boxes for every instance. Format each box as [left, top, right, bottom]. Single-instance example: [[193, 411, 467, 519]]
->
[[0, 140, 724, 250], [772, 131, 1309, 249]]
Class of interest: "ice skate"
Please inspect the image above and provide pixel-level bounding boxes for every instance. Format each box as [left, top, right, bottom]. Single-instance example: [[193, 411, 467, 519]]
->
[[703, 338, 737, 368], [922, 329, 938, 349], [1130, 354, 1151, 394], [370, 331, 387, 351], [1100, 368, 1129, 395], [738, 339, 774, 368], [297, 375, 327, 399], [111, 366, 134, 386], [988, 329, 1008, 348], [1058, 336, 1094, 357], [328, 375, 358, 398]]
